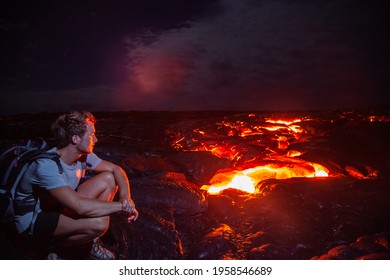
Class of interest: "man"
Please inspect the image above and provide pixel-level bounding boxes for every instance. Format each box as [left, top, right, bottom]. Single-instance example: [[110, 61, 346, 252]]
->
[[13, 111, 138, 259]]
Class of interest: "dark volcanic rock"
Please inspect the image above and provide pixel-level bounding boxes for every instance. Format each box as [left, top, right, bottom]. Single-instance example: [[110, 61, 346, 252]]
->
[[107, 209, 183, 260], [312, 232, 390, 260], [169, 151, 232, 185], [130, 177, 208, 216], [121, 153, 180, 177], [188, 223, 237, 260], [1, 110, 390, 260], [248, 243, 290, 260], [324, 245, 365, 260]]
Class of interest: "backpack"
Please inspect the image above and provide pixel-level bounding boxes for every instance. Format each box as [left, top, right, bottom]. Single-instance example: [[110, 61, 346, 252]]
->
[[0, 139, 63, 231]]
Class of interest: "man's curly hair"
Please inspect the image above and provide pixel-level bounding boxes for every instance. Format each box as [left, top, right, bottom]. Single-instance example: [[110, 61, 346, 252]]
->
[[51, 111, 96, 148]]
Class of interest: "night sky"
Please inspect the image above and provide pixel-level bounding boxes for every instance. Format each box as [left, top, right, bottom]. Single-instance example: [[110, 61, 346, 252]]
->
[[1, 0, 389, 115]]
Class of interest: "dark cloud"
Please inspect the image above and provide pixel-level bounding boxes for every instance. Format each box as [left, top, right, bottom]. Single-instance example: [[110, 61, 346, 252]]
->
[[123, 0, 389, 111], [0, 0, 388, 114]]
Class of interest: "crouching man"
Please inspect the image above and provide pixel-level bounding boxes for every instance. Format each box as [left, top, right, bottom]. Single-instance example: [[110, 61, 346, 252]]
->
[[13, 111, 138, 259]]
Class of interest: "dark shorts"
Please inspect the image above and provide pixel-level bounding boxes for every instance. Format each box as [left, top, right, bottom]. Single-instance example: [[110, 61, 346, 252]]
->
[[20, 211, 60, 250]]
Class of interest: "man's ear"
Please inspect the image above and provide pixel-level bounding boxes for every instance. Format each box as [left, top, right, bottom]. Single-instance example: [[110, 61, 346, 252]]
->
[[71, 135, 80, 145]]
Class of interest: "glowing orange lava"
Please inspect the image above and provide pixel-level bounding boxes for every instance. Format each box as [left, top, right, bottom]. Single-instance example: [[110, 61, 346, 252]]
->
[[201, 160, 329, 195], [169, 115, 332, 195]]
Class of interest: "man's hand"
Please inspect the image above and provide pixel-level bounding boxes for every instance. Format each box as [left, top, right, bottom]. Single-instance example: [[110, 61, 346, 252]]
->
[[126, 208, 139, 223], [120, 198, 139, 222], [120, 197, 135, 212]]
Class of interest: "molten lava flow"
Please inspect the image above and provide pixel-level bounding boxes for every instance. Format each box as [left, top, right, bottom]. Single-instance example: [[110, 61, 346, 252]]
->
[[204, 173, 257, 194], [201, 161, 329, 195], [195, 144, 240, 161], [168, 115, 332, 195], [265, 118, 302, 126]]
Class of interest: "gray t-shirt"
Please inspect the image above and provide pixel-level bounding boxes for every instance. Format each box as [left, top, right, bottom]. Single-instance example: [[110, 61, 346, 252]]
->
[[14, 148, 102, 233]]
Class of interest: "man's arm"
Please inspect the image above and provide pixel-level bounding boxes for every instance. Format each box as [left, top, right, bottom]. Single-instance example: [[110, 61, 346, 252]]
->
[[93, 160, 137, 215], [48, 186, 122, 217]]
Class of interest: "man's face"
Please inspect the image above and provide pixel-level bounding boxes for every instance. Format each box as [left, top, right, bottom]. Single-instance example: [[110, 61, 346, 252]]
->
[[77, 121, 98, 154]]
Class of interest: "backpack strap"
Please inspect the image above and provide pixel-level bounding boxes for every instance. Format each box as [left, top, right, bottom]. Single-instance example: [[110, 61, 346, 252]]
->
[[27, 152, 63, 235], [30, 152, 63, 174]]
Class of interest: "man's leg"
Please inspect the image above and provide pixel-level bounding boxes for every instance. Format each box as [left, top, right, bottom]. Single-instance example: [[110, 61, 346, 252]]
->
[[77, 171, 118, 201], [49, 214, 113, 259], [50, 171, 118, 259], [54, 171, 118, 244], [53, 214, 109, 243]]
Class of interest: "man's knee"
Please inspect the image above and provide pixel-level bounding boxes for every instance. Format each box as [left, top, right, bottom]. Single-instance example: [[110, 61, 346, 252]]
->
[[77, 171, 117, 200], [91, 216, 110, 237], [100, 171, 117, 192]]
